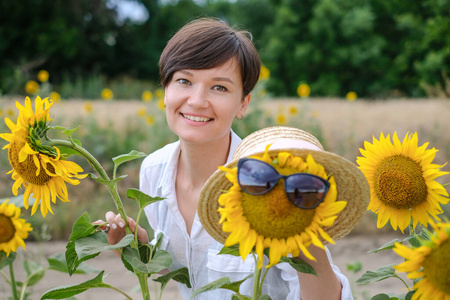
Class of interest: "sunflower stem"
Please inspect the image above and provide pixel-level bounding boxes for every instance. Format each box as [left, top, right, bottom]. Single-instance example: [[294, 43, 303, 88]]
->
[[260, 267, 270, 292], [43, 139, 133, 238], [252, 252, 262, 300], [137, 272, 151, 300], [394, 274, 411, 292], [44, 139, 150, 298], [106, 285, 135, 300], [0, 270, 11, 285], [408, 221, 416, 238], [9, 263, 19, 300]]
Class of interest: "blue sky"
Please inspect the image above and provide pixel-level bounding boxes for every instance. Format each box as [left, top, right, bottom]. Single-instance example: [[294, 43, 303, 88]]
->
[[107, 0, 149, 24]]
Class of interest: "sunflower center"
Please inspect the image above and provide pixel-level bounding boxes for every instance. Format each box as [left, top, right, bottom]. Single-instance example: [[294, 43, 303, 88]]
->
[[373, 155, 428, 209], [0, 214, 16, 243], [8, 139, 52, 185], [422, 238, 450, 294], [239, 165, 315, 239]]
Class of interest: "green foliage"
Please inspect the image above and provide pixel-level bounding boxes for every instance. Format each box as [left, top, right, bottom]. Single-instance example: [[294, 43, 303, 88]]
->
[[190, 275, 254, 299], [356, 264, 397, 285], [153, 267, 191, 290], [261, 0, 450, 97], [346, 261, 363, 273], [127, 188, 165, 210], [40, 271, 118, 299], [3, 0, 449, 97]]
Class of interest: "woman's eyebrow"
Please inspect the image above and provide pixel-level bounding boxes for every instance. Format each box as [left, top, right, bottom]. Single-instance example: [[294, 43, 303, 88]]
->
[[177, 70, 235, 84], [212, 77, 234, 84], [178, 70, 193, 76]]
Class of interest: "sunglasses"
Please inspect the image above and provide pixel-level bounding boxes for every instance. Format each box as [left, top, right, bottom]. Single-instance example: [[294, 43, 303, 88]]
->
[[237, 158, 330, 209]]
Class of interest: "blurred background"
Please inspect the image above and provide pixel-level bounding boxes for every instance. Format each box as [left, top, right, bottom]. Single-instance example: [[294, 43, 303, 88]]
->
[[1, 1, 450, 298], [1, 0, 449, 99]]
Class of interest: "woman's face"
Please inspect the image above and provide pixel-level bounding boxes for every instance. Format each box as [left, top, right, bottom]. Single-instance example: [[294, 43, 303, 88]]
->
[[164, 58, 250, 146]]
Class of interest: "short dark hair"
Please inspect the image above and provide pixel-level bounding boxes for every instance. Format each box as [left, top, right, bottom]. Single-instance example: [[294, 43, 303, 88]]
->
[[159, 18, 261, 97]]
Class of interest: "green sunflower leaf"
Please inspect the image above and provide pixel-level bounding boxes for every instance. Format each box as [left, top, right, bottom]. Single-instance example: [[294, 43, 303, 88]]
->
[[65, 241, 99, 276], [120, 251, 134, 273], [112, 150, 147, 170], [280, 257, 317, 276], [47, 253, 99, 274], [220, 274, 253, 293], [405, 290, 416, 300], [126, 188, 165, 210], [370, 294, 390, 300], [407, 236, 421, 248], [0, 251, 16, 270], [57, 142, 82, 158], [55, 126, 80, 139], [138, 242, 153, 263], [356, 264, 396, 285], [88, 173, 127, 188], [75, 233, 134, 259], [154, 232, 164, 250], [153, 267, 191, 289], [190, 277, 231, 299], [120, 242, 156, 273], [259, 295, 272, 300], [0, 194, 31, 208], [406, 227, 431, 248], [40, 271, 114, 299], [190, 275, 253, 300], [24, 260, 46, 286], [378, 292, 414, 300], [218, 245, 240, 257], [232, 295, 251, 300], [346, 261, 363, 273], [122, 247, 172, 274], [417, 227, 430, 241], [367, 239, 400, 253], [68, 212, 97, 241]]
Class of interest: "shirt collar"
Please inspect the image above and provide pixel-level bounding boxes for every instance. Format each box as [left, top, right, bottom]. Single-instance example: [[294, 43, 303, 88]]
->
[[228, 129, 242, 163], [159, 129, 242, 194]]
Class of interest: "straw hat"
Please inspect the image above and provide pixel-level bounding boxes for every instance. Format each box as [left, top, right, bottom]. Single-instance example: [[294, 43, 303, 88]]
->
[[198, 126, 370, 245]]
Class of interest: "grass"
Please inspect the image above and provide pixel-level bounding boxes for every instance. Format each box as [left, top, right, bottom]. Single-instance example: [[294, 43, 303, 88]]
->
[[1, 96, 450, 239]]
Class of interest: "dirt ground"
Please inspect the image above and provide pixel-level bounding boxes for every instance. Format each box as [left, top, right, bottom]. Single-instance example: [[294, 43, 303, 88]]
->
[[1, 232, 410, 300]]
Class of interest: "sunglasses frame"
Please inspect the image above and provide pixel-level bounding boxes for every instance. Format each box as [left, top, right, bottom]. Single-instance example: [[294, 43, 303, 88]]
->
[[237, 158, 330, 209]]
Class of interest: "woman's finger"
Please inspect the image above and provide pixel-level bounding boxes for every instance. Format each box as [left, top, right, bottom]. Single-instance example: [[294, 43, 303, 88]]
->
[[114, 214, 126, 229], [92, 219, 108, 231], [127, 217, 149, 244], [105, 211, 117, 224]]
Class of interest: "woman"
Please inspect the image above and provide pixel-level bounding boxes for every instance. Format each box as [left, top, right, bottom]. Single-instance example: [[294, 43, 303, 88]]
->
[[99, 18, 351, 300]]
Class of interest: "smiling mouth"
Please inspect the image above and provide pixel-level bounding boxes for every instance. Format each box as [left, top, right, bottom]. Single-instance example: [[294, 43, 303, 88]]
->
[[181, 113, 212, 122]]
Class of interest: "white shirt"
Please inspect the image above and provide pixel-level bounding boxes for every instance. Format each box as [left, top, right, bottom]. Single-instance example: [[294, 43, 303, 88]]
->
[[141, 130, 353, 300]]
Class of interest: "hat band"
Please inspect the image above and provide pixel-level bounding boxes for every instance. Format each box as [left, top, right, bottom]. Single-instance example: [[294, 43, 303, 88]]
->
[[238, 138, 322, 158]]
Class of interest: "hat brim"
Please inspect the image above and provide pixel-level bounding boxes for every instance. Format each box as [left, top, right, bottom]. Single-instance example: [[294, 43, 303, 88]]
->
[[198, 148, 370, 245]]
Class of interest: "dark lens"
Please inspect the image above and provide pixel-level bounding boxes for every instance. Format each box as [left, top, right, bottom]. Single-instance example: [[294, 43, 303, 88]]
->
[[238, 159, 279, 195], [285, 174, 329, 209]]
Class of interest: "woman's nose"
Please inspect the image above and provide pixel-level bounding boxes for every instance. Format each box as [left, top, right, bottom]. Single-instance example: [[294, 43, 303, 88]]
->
[[187, 85, 209, 108]]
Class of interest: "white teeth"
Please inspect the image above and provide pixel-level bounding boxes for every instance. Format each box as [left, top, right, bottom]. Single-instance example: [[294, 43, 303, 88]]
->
[[183, 114, 210, 122]]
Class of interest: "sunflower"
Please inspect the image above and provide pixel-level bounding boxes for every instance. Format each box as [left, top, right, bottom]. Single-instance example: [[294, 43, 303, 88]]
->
[[0, 96, 87, 217], [297, 83, 310, 98], [393, 222, 450, 300], [217, 146, 346, 269], [0, 200, 33, 256], [357, 132, 449, 232]]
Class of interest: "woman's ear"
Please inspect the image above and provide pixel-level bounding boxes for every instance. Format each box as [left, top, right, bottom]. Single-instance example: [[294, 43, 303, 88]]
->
[[238, 93, 251, 119]]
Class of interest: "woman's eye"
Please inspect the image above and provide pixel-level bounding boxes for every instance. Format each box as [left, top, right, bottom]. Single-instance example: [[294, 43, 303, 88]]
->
[[213, 85, 228, 92], [177, 79, 191, 85]]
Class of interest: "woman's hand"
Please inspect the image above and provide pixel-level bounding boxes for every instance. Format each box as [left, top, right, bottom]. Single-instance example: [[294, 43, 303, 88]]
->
[[94, 211, 149, 245], [297, 245, 342, 300]]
